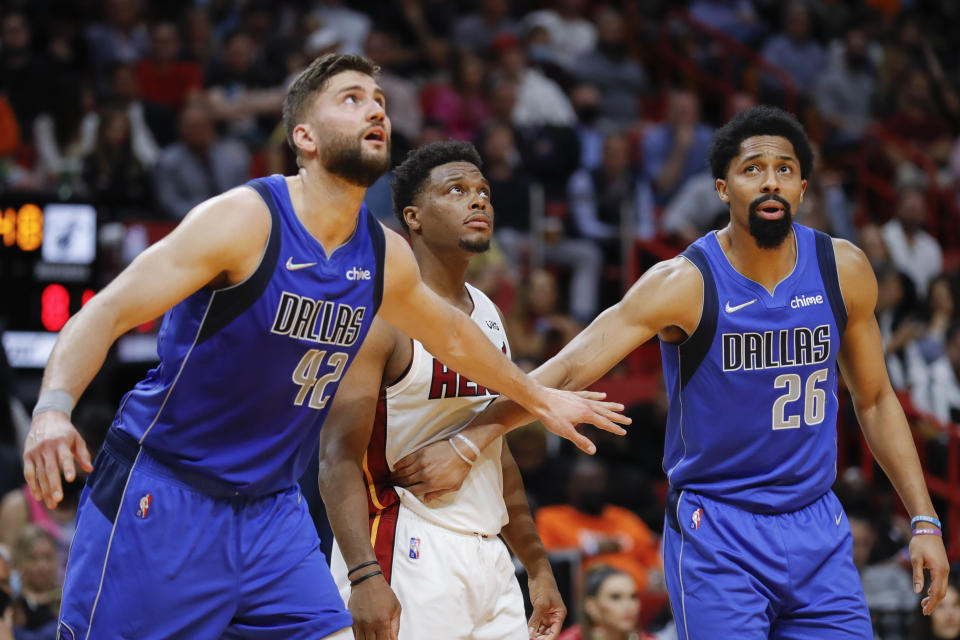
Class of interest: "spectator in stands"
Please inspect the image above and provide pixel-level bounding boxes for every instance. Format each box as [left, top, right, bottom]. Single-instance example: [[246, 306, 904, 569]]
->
[[136, 21, 204, 145], [640, 89, 713, 206], [80, 106, 153, 213], [572, 7, 648, 127], [910, 574, 960, 639], [204, 30, 283, 149], [32, 79, 98, 196], [182, 7, 216, 70], [923, 323, 960, 424], [882, 186, 944, 297], [311, 0, 371, 56], [10, 526, 59, 637], [814, 25, 875, 145], [688, 0, 764, 45], [491, 33, 576, 128], [760, 0, 826, 95], [568, 134, 645, 270], [153, 102, 250, 219], [84, 0, 150, 85], [883, 69, 955, 180], [451, 0, 517, 56], [103, 63, 159, 167], [0, 546, 12, 640], [876, 262, 924, 393], [558, 565, 655, 640], [423, 48, 489, 142], [506, 268, 585, 364], [536, 457, 663, 595], [522, 0, 597, 71], [569, 83, 606, 172]]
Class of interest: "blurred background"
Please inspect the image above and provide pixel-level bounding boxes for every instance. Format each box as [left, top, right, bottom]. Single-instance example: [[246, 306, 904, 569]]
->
[[1, 0, 960, 638]]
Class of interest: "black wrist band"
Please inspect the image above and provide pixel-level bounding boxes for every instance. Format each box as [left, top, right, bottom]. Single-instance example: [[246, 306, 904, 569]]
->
[[350, 569, 383, 587], [347, 560, 379, 576]]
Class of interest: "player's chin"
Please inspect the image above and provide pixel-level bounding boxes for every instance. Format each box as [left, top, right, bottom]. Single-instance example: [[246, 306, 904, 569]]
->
[[459, 233, 491, 253]]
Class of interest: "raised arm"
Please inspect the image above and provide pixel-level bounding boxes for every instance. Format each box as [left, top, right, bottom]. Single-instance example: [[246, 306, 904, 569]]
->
[[834, 239, 949, 615], [376, 228, 629, 445], [24, 187, 271, 508], [499, 443, 566, 640], [316, 318, 402, 640]]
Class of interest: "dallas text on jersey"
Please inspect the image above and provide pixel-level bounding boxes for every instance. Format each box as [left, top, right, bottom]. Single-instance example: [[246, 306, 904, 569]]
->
[[270, 291, 366, 347], [722, 325, 831, 372]]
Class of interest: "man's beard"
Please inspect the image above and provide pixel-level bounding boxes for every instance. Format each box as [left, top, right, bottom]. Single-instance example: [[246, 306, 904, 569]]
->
[[747, 194, 794, 249], [320, 132, 390, 187], [459, 236, 490, 253]]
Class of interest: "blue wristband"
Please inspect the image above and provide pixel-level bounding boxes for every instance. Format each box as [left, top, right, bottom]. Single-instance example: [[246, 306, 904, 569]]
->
[[910, 515, 942, 530]]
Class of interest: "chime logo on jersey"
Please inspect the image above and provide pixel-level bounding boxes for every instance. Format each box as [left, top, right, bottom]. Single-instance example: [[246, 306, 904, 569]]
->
[[136, 493, 152, 519], [691, 507, 703, 530], [409, 537, 421, 560], [270, 291, 366, 347]]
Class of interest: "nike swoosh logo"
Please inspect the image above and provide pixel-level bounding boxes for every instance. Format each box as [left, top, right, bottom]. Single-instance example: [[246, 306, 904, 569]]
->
[[835, 512, 843, 526], [724, 299, 757, 313], [286, 257, 318, 271]]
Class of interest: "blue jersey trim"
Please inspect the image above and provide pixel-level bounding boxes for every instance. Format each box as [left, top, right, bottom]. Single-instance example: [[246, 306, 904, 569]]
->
[[196, 179, 282, 345], [813, 231, 847, 337], [679, 245, 718, 389], [365, 212, 386, 313]]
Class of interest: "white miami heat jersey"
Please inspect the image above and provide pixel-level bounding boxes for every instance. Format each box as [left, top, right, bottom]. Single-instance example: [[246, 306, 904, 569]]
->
[[364, 283, 510, 536]]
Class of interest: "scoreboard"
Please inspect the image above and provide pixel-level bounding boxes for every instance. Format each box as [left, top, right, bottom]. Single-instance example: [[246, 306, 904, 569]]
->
[[1, 198, 99, 367]]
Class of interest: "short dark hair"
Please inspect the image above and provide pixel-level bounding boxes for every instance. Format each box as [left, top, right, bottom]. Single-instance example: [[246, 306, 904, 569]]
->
[[282, 54, 379, 162], [708, 105, 814, 180], [390, 140, 483, 231]]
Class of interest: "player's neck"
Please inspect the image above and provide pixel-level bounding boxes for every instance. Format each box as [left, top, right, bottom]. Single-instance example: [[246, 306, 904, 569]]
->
[[413, 244, 473, 314], [718, 224, 798, 295], [287, 167, 368, 254]]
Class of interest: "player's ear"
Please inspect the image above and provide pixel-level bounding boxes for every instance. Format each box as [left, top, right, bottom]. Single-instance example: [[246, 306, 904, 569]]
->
[[716, 178, 729, 203], [292, 123, 316, 157], [799, 178, 807, 202], [403, 206, 421, 232]]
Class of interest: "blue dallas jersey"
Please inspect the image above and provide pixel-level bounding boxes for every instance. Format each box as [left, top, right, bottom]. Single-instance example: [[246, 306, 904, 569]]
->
[[660, 224, 847, 513], [113, 174, 385, 496]]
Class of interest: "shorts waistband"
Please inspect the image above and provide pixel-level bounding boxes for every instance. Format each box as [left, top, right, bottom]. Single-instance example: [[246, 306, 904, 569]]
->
[[104, 428, 259, 500], [399, 499, 497, 539]]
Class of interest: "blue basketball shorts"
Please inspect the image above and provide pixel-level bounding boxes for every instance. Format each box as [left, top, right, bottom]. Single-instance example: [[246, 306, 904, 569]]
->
[[662, 488, 873, 639], [57, 429, 352, 639]]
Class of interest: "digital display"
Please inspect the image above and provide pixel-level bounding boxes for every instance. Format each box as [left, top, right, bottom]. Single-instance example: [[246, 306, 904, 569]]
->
[[1, 199, 100, 367]]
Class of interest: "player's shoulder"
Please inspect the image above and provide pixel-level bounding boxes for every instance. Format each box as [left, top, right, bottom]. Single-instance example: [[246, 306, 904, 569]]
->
[[183, 184, 272, 245], [634, 253, 703, 298], [830, 237, 877, 312]]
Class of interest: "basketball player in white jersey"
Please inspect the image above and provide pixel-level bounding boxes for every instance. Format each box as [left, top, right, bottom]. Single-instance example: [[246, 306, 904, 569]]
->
[[318, 141, 571, 640]]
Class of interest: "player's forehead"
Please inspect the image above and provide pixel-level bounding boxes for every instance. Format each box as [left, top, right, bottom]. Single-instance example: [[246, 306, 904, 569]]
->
[[428, 161, 485, 187], [320, 70, 382, 97], [735, 135, 798, 163]]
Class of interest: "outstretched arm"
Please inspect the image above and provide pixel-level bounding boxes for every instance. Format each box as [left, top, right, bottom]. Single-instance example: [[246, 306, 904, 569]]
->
[[834, 239, 949, 615], [392, 256, 702, 497], [25, 187, 270, 508], [499, 443, 566, 640], [377, 229, 629, 444], [317, 318, 402, 640]]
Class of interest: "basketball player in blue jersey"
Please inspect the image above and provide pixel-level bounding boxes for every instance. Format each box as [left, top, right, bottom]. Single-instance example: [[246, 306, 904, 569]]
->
[[318, 141, 567, 640], [21, 54, 626, 640], [390, 106, 951, 638]]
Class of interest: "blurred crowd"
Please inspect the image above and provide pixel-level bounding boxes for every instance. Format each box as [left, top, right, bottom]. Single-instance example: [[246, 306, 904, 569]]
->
[[3, 0, 960, 638]]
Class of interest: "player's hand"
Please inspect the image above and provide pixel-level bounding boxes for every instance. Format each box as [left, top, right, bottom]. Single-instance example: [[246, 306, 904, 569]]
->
[[23, 411, 93, 509], [392, 439, 470, 503], [909, 531, 950, 615], [532, 389, 629, 455], [527, 570, 566, 640], [348, 574, 401, 640]]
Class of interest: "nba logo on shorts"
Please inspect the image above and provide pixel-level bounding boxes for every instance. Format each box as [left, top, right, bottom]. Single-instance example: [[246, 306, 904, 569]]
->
[[691, 507, 703, 530], [409, 537, 421, 560], [136, 494, 152, 519]]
